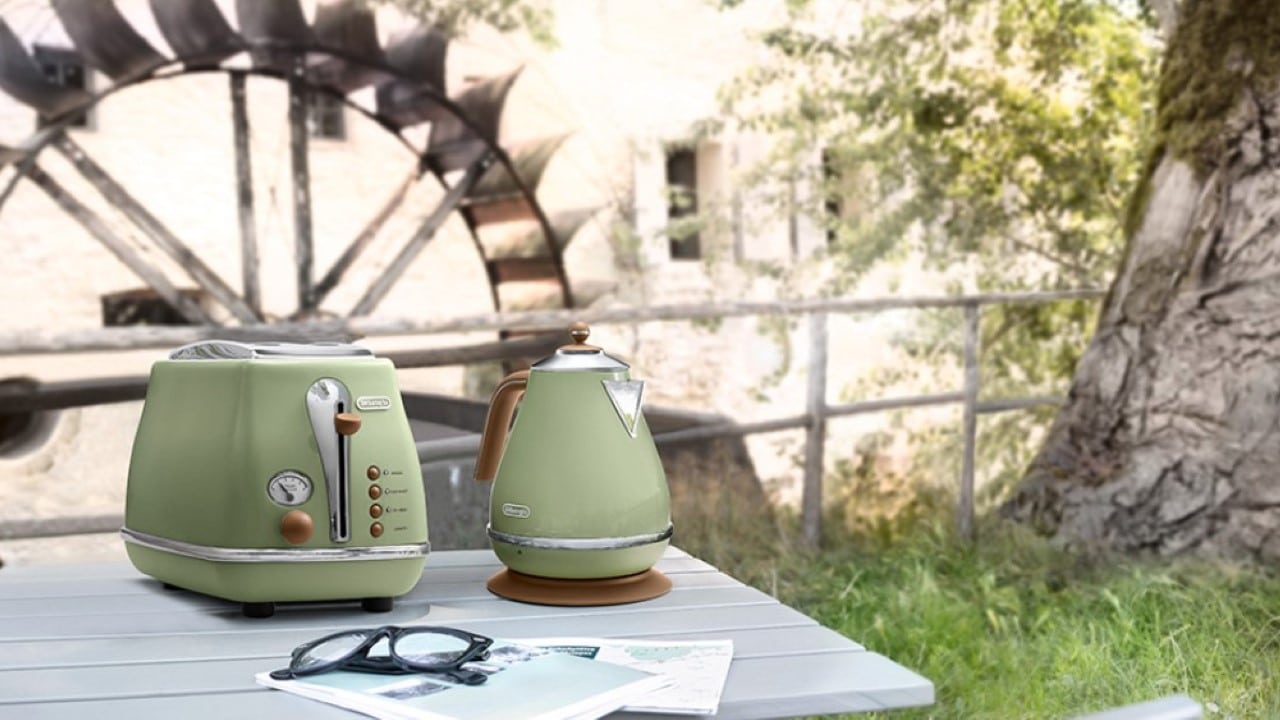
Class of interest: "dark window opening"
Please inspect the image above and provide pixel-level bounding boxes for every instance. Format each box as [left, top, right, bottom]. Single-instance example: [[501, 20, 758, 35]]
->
[[34, 45, 89, 129], [665, 147, 700, 260], [308, 93, 346, 140], [101, 288, 203, 327]]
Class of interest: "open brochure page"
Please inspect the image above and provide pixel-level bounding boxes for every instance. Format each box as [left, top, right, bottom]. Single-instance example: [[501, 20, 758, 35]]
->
[[519, 638, 734, 716], [256, 640, 670, 720]]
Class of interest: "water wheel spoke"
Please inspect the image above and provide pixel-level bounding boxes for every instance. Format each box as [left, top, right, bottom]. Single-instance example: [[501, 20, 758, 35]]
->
[[349, 151, 495, 317], [52, 131, 260, 324], [314, 169, 421, 306], [23, 163, 213, 325], [230, 72, 261, 317], [288, 58, 315, 314]]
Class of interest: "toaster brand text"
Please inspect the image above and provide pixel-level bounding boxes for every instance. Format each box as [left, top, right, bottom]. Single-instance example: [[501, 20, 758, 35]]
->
[[356, 396, 392, 411]]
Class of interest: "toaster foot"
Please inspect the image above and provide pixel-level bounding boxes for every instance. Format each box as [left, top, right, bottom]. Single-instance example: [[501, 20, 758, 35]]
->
[[361, 597, 394, 613], [241, 601, 276, 618]]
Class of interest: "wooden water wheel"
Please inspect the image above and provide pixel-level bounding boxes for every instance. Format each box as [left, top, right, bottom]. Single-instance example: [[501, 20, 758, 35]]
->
[[0, 0, 605, 331]]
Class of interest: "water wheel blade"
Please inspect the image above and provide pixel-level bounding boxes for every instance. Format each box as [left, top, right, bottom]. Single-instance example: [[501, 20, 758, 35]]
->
[[497, 280, 565, 311], [463, 194, 534, 226], [310, 0, 391, 93], [51, 0, 167, 82], [149, 0, 245, 68], [468, 135, 568, 200], [374, 26, 450, 129], [480, 207, 599, 259], [488, 257, 559, 284], [384, 26, 447, 89], [235, 0, 315, 74], [426, 69, 522, 152], [0, 19, 93, 119]]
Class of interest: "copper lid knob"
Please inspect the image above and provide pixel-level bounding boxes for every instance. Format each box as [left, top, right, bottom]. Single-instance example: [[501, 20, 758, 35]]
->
[[560, 321, 600, 353]]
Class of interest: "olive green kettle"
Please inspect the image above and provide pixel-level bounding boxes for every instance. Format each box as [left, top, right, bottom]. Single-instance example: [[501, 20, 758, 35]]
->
[[474, 322, 672, 604]]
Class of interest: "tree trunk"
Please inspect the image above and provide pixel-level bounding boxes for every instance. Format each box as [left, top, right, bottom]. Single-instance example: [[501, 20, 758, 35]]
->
[[1005, 0, 1280, 562]]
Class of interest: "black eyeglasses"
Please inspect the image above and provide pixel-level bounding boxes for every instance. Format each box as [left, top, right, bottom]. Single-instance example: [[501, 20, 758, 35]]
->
[[269, 625, 493, 685]]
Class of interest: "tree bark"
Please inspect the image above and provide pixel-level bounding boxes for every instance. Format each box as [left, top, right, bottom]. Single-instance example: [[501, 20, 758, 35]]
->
[[1006, 0, 1280, 562]]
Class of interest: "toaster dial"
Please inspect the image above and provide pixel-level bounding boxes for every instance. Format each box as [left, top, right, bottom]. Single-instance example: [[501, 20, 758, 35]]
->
[[267, 470, 313, 507]]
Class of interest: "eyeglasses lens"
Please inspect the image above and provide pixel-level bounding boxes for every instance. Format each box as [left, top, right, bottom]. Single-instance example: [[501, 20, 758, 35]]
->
[[296, 631, 370, 670], [395, 631, 473, 666]]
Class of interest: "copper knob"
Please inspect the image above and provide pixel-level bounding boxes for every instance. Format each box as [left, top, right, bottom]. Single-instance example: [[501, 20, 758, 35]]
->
[[280, 510, 313, 545], [560, 321, 599, 352], [334, 412, 361, 436]]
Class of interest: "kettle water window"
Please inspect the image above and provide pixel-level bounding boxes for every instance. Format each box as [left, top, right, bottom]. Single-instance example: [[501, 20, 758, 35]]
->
[[602, 380, 646, 438]]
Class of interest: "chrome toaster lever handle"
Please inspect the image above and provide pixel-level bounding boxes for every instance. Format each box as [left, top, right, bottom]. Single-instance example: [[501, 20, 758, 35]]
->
[[306, 378, 353, 543]]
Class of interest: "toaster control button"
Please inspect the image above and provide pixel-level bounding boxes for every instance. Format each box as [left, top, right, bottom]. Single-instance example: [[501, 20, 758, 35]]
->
[[370, 522, 384, 538], [370, 504, 383, 518], [368, 485, 382, 500], [280, 511, 314, 545], [367, 465, 381, 481], [334, 412, 362, 436]]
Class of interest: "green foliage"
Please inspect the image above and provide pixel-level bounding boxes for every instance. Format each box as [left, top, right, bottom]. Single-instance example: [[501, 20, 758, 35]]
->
[[722, 0, 1159, 501], [724, 0, 1158, 285], [1158, 0, 1280, 172], [794, 523, 1280, 719], [668, 452, 1280, 718]]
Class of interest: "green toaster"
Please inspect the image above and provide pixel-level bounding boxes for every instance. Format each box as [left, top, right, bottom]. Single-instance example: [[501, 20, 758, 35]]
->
[[121, 340, 429, 617]]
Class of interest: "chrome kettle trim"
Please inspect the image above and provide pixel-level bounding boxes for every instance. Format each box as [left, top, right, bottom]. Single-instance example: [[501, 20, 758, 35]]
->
[[487, 523, 673, 551], [530, 349, 630, 372], [120, 527, 430, 563]]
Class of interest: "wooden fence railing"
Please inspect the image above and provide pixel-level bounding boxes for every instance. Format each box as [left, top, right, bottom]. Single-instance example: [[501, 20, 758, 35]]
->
[[0, 289, 1105, 545]]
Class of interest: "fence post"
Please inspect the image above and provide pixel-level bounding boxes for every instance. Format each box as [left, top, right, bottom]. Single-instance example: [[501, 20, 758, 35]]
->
[[958, 303, 980, 542], [802, 311, 828, 546]]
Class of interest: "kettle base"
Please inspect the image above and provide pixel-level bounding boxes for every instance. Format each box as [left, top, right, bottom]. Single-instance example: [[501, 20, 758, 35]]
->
[[485, 567, 672, 606]]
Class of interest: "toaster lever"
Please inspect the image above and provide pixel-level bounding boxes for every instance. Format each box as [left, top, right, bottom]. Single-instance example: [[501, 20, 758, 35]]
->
[[306, 378, 353, 543], [335, 412, 362, 436]]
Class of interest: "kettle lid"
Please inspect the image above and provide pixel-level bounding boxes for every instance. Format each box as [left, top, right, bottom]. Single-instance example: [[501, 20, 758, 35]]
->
[[531, 322, 629, 372]]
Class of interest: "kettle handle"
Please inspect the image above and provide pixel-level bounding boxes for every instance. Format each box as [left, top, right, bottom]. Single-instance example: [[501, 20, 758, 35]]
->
[[474, 370, 530, 482]]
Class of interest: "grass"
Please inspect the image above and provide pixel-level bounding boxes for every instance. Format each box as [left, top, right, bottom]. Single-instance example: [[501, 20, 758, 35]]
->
[[665, 453, 1280, 719]]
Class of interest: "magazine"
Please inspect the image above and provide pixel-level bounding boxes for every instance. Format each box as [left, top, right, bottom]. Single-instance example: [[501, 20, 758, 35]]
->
[[256, 639, 671, 720], [521, 638, 734, 716]]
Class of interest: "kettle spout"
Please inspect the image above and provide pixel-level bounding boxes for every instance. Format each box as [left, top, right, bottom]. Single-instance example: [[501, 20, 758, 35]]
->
[[474, 370, 529, 481]]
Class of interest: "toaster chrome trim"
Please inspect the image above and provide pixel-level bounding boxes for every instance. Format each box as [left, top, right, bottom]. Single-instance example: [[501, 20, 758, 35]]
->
[[307, 377, 354, 543], [486, 523, 673, 551], [120, 527, 430, 562]]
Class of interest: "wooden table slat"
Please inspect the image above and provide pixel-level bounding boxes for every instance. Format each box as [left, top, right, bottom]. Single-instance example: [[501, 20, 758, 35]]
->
[[0, 547, 931, 718]]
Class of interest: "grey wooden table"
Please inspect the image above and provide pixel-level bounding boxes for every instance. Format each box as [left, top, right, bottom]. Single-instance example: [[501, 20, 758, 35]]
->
[[0, 547, 933, 719]]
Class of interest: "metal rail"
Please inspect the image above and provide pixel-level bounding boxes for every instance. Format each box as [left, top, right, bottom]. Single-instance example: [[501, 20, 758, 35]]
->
[[0, 289, 1106, 545]]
